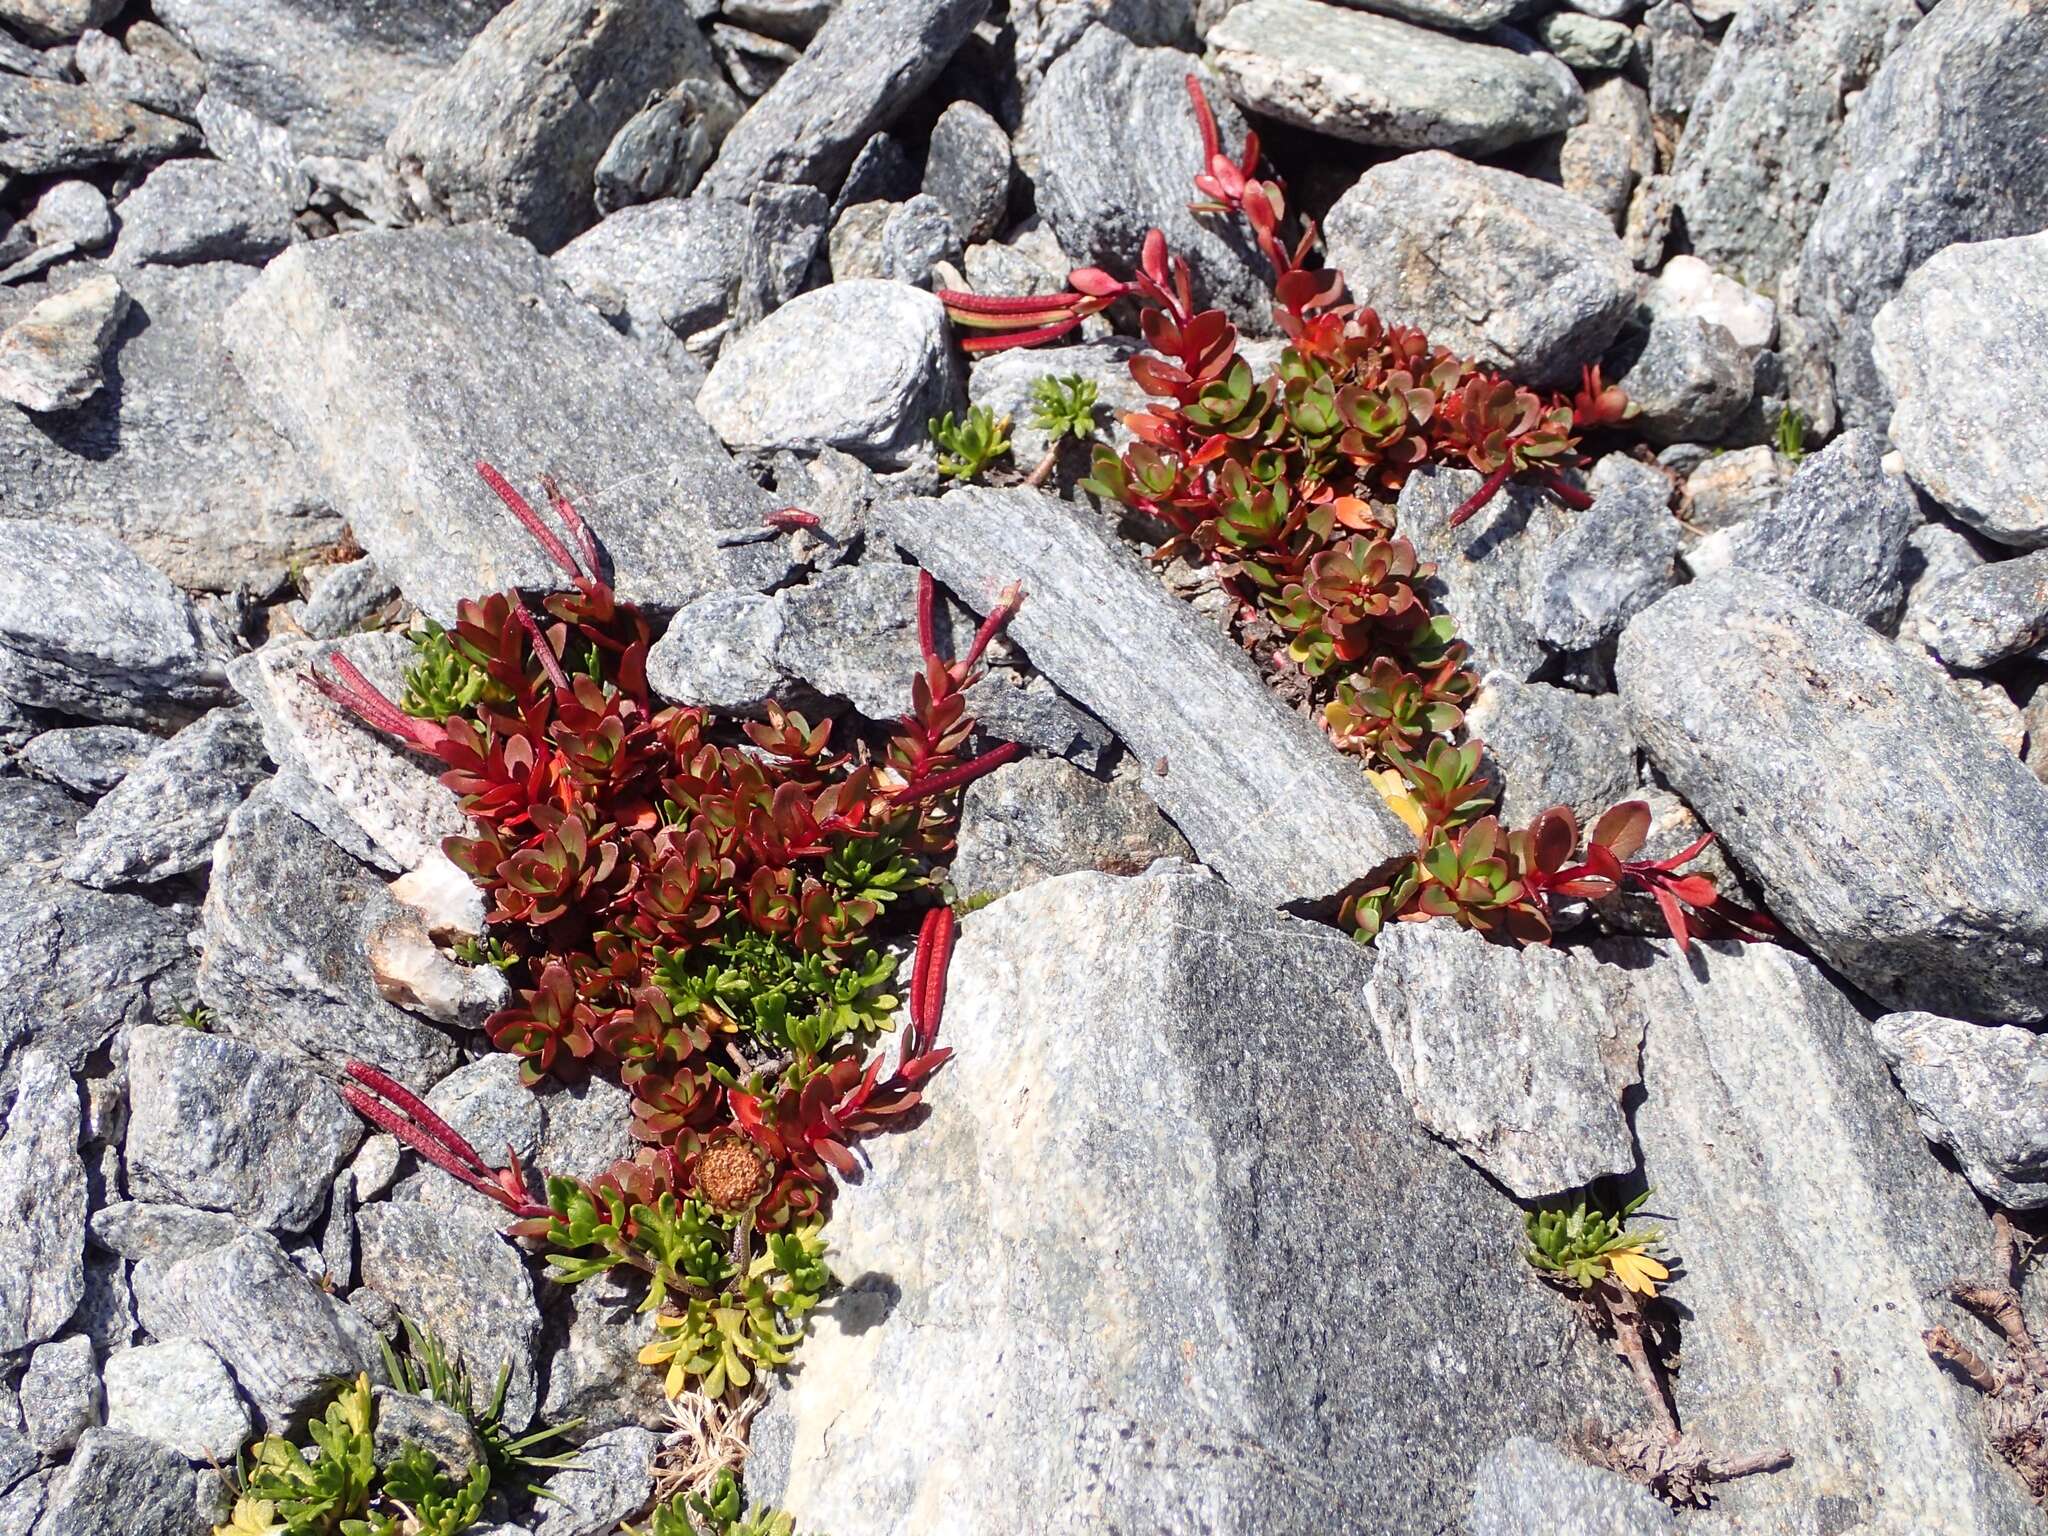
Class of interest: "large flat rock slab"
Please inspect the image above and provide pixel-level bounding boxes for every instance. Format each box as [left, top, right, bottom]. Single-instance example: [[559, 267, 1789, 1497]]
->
[[876, 488, 1410, 907], [223, 225, 791, 622], [747, 865, 1634, 1532]]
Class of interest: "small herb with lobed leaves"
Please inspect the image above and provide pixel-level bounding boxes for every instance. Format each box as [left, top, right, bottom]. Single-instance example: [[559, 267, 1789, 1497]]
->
[[1019, 372, 1102, 487]]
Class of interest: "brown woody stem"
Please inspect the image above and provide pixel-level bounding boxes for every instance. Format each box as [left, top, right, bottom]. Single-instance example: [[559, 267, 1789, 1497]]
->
[[1925, 1325, 2002, 1395], [1023, 443, 1062, 489]]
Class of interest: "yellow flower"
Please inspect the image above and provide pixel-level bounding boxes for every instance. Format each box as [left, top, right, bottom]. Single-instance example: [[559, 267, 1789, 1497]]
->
[[1367, 767, 1429, 839], [1607, 1246, 1669, 1297]]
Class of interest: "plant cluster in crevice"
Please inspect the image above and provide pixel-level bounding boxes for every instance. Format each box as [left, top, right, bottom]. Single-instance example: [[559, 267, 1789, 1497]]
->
[[1926, 1212, 2048, 1501], [1525, 1192, 1791, 1505], [320, 463, 1021, 1408], [939, 77, 1774, 956], [215, 1375, 490, 1536]]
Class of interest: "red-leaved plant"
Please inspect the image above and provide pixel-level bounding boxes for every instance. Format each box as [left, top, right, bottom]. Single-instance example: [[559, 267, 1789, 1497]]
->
[[321, 465, 1022, 1395]]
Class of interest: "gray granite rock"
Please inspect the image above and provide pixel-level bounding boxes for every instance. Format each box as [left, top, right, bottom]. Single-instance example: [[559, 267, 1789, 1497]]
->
[[1901, 519, 1992, 632], [1535, 10, 1634, 68], [35, 1428, 204, 1536], [1020, 26, 1274, 331], [1365, 922, 1644, 1198], [728, 181, 830, 331], [1642, 0, 1712, 119], [0, 0, 117, 45], [228, 634, 464, 874], [533, 1074, 635, 1184], [387, 0, 719, 253], [1618, 938, 2039, 1534], [1325, 153, 1632, 388], [967, 337, 1145, 490], [1798, 0, 2048, 428], [923, 99, 1010, 246], [593, 79, 741, 214], [644, 590, 787, 713], [197, 786, 461, 1093], [1874, 231, 2048, 550], [110, 159, 292, 268], [711, 22, 798, 97], [0, 1467, 53, 1535], [26, 180, 115, 253], [102, 1338, 250, 1463], [1670, 0, 1918, 292], [297, 559, 398, 640], [1908, 549, 2048, 671], [532, 1426, 660, 1536], [0, 779, 195, 1082], [726, 0, 832, 42], [0, 1048, 85, 1352], [1617, 573, 2048, 1023], [1557, 117, 1639, 233], [358, 1199, 541, 1431], [225, 227, 788, 623], [0, 77, 198, 176], [154, 0, 512, 159], [125, 1025, 361, 1232], [138, 1229, 384, 1432], [1712, 427, 1917, 627], [1872, 1010, 2048, 1211], [701, 0, 984, 199], [747, 865, 1635, 1531], [1610, 314, 1753, 445], [698, 280, 958, 469], [536, 1272, 668, 1434], [1208, 3, 1582, 156], [1397, 464, 1566, 682], [1643, 254, 1777, 353], [1522, 453, 1681, 654], [69, 1255, 138, 1362], [833, 130, 918, 216], [0, 518, 231, 728], [862, 194, 963, 290], [951, 756, 1191, 902], [88, 1201, 246, 1266], [0, 261, 343, 597], [370, 1388, 485, 1481], [771, 561, 932, 717], [1680, 441, 1786, 530], [17, 723, 154, 796], [1467, 1436, 1677, 1536], [878, 489, 1411, 907], [73, 25, 205, 121], [21, 1335, 99, 1457], [552, 197, 747, 360], [1465, 676, 1636, 828], [63, 706, 266, 887], [0, 269, 127, 414]]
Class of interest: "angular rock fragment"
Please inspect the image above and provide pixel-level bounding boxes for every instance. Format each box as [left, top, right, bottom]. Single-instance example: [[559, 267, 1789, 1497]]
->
[[139, 1230, 383, 1432], [0, 261, 343, 596], [229, 633, 462, 873], [1397, 464, 1563, 682], [359, 1199, 541, 1430], [701, 0, 985, 199], [1798, 0, 2048, 427], [154, 0, 511, 159], [35, 1428, 203, 1536], [1020, 26, 1274, 331], [1873, 1011, 2048, 1211], [532, 1427, 660, 1536], [537, 1273, 668, 1434], [1670, 0, 1917, 291], [1620, 938, 2039, 1534], [110, 159, 293, 268], [1467, 1437, 1677, 1536], [1366, 922, 1644, 1197], [0, 270, 128, 414], [552, 197, 747, 359], [748, 866, 1635, 1530], [0, 76, 198, 176], [1324, 152, 1632, 388], [697, 280, 958, 469], [17, 723, 153, 797], [1207, 2, 1582, 156], [386, 0, 721, 253], [1873, 230, 2048, 549], [1617, 573, 2048, 1022], [197, 786, 462, 1092], [1465, 677, 1636, 827], [125, 1025, 362, 1233], [922, 99, 1011, 246], [73, 23, 206, 121], [1642, 254, 1775, 353], [103, 1338, 251, 1463], [878, 489, 1411, 907], [0, 1048, 86, 1352], [951, 756, 1191, 902], [1610, 314, 1753, 445], [64, 705, 267, 887], [1709, 428, 1917, 627], [88, 1201, 246, 1266], [0, 0, 120, 46], [1907, 550, 2048, 671], [1522, 454, 1680, 654], [592, 76, 743, 214], [224, 227, 788, 622], [20, 1334, 99, 1457], [0, 518, 231, 728]]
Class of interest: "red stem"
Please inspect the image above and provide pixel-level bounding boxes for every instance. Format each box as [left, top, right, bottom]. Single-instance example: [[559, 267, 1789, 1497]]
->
[[1448, 461, 1516, 527], [513, 604, 575, 694], [1539, 471, 1594, 511], [894, 740, 1023, 804], [344, 1060, 488, 1171], [916, 570, 939, 666], [477, 461, 584, 581]]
